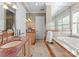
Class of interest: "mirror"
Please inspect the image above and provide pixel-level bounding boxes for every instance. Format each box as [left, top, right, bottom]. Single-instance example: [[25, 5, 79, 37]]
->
[[6, 10, 15, 31]]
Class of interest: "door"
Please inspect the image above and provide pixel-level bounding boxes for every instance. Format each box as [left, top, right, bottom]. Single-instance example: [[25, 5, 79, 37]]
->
[[35, 16, 45, 40]]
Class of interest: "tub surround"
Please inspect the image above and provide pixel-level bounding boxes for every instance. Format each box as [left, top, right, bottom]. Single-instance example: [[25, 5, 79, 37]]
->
[[54, 37, 79, 56]]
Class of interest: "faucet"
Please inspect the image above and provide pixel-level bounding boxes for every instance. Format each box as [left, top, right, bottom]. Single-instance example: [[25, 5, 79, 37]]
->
[[0, 33, 3, 44]]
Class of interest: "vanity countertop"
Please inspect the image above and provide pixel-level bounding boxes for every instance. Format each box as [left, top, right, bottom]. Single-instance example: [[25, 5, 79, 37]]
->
[[0, 36, 29, 57]]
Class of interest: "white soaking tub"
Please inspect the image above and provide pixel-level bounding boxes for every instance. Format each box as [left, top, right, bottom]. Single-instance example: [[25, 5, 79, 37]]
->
[[54, 37, 79, 56]]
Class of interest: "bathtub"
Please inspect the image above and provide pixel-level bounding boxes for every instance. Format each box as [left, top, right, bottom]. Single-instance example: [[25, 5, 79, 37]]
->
[[54, 37, 79, 56]]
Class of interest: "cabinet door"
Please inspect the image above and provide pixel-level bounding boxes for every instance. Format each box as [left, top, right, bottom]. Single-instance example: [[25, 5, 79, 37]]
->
[[31, 33, 36, 44], [17, 46, 24, 57], [25, 40, 32, 57]]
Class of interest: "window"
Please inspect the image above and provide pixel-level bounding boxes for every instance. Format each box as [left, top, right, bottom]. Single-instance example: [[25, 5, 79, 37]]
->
[[72, 12, 79, 34], [62, 16, 70, 31], [48, 21, 55, 30], [57, 16, 70, 31], [57, 19, 63, 31], [63, 16, 70, 24], [52, 22, 55, 30]]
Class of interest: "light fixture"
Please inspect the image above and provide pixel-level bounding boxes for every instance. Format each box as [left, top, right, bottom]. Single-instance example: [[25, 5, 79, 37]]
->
[[26, 19, 28, 22], [4, 2, 17, 9], [5, 2, 11, 4], [12, 4, 17, 9], [35, 3, 39, 6], [27, 13, 32, 22], [3, 4, 8, 9], [28, 18, 32, 22]]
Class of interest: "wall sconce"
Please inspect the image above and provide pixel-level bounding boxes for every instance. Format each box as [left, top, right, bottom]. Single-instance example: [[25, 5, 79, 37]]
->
[[28, 18, 32, 22], [26, 19, 29, 22], [26, 18, 32, 23], [6, 2, 12, 4], [3, 4, 8, 9], [12, 4, 17, 9], [3, 2, 17, 9]]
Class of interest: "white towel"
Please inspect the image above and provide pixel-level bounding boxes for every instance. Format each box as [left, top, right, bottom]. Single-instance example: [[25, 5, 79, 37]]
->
[[46, 31, 53, 42]]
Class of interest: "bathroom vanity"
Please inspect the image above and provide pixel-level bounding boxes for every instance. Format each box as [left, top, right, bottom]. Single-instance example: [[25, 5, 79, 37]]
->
[[0, 36, 31, 57], [27, 32, 36, 45]]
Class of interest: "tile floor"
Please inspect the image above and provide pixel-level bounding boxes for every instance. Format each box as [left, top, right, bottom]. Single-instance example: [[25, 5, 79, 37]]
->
[[31, 40, 50, 57], [30, 40, 75, 57]]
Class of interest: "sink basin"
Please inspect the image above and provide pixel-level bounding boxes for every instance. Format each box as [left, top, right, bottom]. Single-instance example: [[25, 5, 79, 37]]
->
[[0, 41, 22, 48]]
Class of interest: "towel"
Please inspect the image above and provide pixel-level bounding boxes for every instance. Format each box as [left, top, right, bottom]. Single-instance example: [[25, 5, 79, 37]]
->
[[46, 31, 53, 42]]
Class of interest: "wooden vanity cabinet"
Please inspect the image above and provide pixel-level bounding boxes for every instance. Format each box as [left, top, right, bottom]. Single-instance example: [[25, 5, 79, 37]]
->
[[17, 46, 24, 57], [27, 32, 36, 45]]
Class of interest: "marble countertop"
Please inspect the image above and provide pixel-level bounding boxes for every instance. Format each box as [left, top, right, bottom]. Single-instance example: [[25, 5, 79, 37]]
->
[[0, 36, 28, 57]]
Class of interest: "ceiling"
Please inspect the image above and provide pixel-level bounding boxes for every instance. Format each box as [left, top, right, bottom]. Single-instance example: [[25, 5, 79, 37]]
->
[[23, 2, 46, 13], [50, 2, 76, 16], [23, 2, 76, 16], [0, 2, 77, 16]]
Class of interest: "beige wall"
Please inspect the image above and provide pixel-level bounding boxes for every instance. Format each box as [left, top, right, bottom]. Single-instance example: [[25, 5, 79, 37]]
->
[[26, 13, 46, 29], [0, 5, 5, 31], [46, 5, 52, 30], [15, 3, 26, 36]]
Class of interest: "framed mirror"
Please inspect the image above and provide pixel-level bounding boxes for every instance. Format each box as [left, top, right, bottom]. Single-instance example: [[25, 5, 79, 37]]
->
[[5, 10, 15, 31]]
